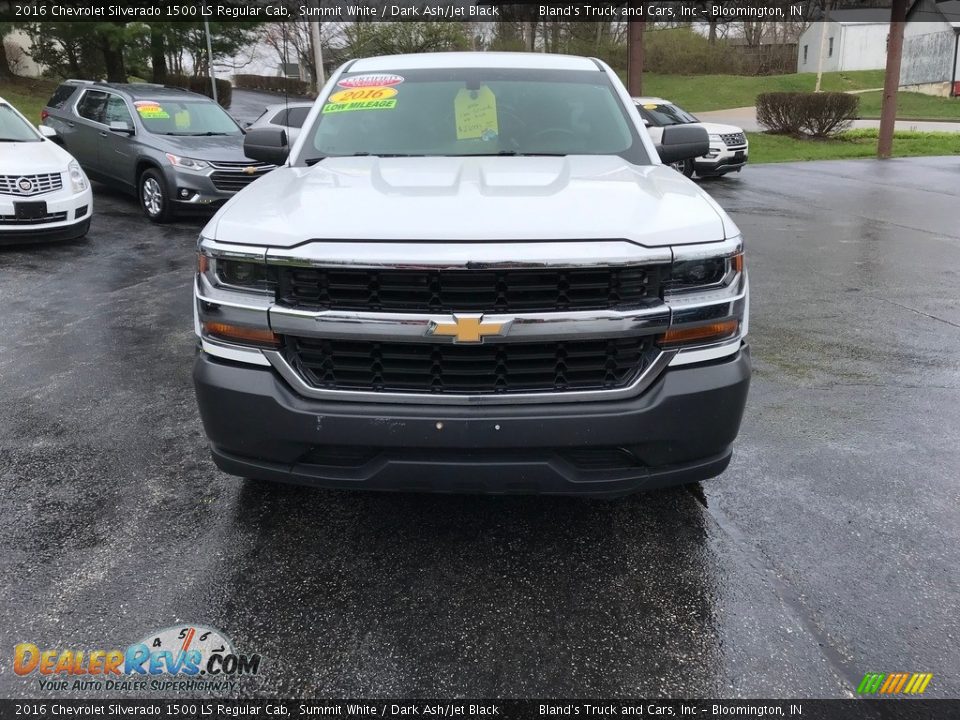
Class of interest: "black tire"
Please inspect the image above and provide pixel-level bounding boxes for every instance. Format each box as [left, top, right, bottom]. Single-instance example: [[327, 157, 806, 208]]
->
[[671, 159, 694, 178], [138, 168, 175, 223]]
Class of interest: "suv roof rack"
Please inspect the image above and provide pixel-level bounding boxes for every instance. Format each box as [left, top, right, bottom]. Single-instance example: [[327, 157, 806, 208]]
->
[[65, 79, 95, 85]]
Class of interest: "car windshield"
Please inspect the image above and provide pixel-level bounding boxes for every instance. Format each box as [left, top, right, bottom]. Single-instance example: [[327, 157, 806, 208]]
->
[[134, 99, 240, 136], [637, 102, 698, 127], [0, 104, 40, 142], [303, 68, 647, 163]]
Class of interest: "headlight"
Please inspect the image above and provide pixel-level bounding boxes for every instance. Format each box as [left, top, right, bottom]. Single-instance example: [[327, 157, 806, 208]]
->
[[68, 161, 87, 193], [199, 252, 275, 294], [708, 134, 722, 144], [166, 153, 209, 171], [667, 252, 742, 293]]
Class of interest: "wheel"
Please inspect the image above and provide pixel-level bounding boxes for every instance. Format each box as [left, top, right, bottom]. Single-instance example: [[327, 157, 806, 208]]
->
[[139, 168, 175, 223], [671, 159, 694, 178]]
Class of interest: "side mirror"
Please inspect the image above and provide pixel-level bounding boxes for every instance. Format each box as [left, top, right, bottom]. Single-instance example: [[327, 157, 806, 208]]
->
[[109, 121, 134, 135], [38, 124, 57, 138], [244, 127, 289, 165], [655, 124, 709, 165]]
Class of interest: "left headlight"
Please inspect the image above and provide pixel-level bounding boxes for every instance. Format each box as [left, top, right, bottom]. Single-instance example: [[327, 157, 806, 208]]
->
[[708, 134, 723, 145], [198, 249, 276, 294], [166, 153, 209, 171], [68, 161, 88, 193]]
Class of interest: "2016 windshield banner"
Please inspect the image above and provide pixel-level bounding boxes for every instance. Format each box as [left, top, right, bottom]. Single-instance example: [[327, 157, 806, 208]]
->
[[1, 701, 959, 719], [0, 0, 914, 24]]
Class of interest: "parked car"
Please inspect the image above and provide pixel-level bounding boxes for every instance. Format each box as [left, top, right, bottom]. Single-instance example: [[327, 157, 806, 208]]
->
[[0, 96, 92, 244], [192, 52, 750, 497], [634, 97, 748, 178], [244, 102, 312, 144], [42, 81, 274, 222]]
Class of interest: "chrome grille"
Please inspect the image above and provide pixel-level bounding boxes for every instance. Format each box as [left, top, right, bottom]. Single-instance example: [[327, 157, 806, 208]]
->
[[283, 336, 653, 395], [208, 161, 274, 193], [720, 132, 746, 147], [276, 266, 663, 313], [0, 173, 63, 196]]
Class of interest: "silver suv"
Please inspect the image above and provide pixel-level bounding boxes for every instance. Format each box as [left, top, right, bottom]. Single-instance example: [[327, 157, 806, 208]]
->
[[42, 81, 273, 222]]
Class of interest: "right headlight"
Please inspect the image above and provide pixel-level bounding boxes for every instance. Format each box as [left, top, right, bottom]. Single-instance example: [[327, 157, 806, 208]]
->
[[68, 161, 88, 193], [660, 237, 746, 350]]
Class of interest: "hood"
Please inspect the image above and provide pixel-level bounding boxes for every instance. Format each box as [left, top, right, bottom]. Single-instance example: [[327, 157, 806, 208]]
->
[[1, 139, 73, 174], [208, 155, 735, 248], [697, 121, 744, 135], [148, 133, 252, 163]]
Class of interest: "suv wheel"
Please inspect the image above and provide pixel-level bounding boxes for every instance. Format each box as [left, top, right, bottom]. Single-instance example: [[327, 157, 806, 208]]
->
[[139, 169, 175, 223]]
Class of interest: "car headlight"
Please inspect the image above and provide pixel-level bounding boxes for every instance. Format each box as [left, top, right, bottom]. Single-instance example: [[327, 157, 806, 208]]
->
[[68, 161, 88, 193], [708, 134, 723, 145], [166, 153, 209, 171], [199, 251, 275, 294], [660, 239, 746, 349]]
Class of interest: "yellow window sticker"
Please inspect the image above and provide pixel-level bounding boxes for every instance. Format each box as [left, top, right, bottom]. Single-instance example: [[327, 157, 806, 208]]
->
[[322, 99, 397, 114], [135, 101, 169, 119], [454, 86, 498, 141], [643, 103, 659, 110], [328, 87, 397, 104], [174, 110, 191, 129]]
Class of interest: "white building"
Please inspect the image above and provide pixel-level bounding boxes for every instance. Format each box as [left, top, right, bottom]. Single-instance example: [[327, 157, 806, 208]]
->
[[797, 9, 892, 74], [901, 0, 960, 96]]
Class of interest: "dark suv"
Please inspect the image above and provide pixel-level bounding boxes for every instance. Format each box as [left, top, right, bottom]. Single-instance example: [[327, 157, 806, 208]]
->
[[42, 81, 273, 222]]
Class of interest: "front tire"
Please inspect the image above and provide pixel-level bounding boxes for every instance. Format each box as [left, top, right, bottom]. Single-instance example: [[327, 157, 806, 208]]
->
[[671, 159, 694, 178], [139, 169, 175, 223]]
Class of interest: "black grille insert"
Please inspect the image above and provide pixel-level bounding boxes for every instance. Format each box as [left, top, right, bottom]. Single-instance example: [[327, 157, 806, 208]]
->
[[284, 336, 652, 395], [276, 266, 663, 313]]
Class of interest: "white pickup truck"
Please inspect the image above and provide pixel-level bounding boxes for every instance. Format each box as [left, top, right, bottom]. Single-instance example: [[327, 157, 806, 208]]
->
[[192, 52, 750, 497]]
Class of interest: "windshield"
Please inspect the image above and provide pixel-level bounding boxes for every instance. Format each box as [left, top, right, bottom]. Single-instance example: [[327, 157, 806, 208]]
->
[[0, 104, 41, 142], [134, 99, 240, 136], [636, 102, 698, 127], [303, 68, 647, 163]]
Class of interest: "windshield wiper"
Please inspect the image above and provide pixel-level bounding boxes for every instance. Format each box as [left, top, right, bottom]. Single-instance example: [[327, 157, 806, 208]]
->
[[162, 131, 230, 136], [0, 138, 31, 142], [304, 156, 326, 166]]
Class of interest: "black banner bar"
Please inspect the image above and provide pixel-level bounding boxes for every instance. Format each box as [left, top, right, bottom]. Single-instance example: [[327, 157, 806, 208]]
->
[[0, 0, 922, 24], [1, 700, 959, 720]]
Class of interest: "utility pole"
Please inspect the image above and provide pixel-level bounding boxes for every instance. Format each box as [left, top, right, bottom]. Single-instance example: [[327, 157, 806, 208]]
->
[[203, 19, 218, 104], [814, 0, 832, 92], [878, 0, 908, 159], [310, 17, 325, 92], [627, 18, 645, 96]]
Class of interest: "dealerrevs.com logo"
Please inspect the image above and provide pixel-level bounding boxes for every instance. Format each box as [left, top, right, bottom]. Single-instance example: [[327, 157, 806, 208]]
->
[[14, 624, 261, 693]]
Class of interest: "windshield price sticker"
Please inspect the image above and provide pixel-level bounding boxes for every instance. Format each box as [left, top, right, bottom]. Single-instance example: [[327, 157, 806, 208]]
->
[[454, 86, 499, 141], [135, 101, 169, 119], [337, 74, 405, 89], [328, 87, 398, 104], [322, 99, 397, 114]]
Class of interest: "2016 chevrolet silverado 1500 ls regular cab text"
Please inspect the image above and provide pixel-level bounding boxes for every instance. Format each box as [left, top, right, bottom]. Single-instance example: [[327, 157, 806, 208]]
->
[[192, 52, 751, 497]]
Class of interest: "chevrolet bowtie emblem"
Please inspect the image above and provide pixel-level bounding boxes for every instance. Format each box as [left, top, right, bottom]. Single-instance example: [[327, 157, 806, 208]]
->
[[428, 314, 511, 343], [243, 166, 257, 175]]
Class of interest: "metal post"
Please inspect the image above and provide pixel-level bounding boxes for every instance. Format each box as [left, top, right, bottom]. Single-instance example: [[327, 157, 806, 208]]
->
[[878, 0, 908, 159], [204, 19, 218, 104]]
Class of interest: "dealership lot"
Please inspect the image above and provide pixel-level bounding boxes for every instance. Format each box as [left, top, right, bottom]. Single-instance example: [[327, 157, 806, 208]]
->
[[0, 158, 958, 698]]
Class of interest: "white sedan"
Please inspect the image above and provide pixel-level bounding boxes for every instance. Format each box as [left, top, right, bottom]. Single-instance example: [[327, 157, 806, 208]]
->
[[0, 96, 92, 244], [635, 97, 748, 178]]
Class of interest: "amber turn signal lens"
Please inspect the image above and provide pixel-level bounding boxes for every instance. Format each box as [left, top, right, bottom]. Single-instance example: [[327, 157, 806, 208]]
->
[[198, 253, 209, 274], [660, 320, 739, 347], [203, 322, 279, 348], [731, 253, 744, 273]]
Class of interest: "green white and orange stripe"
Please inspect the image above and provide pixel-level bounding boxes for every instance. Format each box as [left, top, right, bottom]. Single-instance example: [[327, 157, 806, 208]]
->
[[857, 672, 933, 695]]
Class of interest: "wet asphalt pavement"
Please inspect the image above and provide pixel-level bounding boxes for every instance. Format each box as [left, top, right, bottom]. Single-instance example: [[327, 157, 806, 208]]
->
[[1, 157, 959, 700]]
